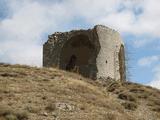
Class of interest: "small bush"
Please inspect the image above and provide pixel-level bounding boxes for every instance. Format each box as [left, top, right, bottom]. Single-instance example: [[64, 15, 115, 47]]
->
[[5, 114, 18, 120], [0, 106, 12, 116], [25, 106, 39, 113], [129, 88, 145, 93], [104, 112, 116, 120], [137, 93, 149, 99], [42, 96, 47, 100], [16, 111, 28, 120], [107, 82, 120, 92], [80, 106, 85, 111], [147, 98, 160, 107], [152, 107, 160, 112], [118, 93, 136, 102], [153, 99, 160, 106], [0, 73, 18, 77], [0, 63, 10, 67], [45, 103, 56, 112], [0, 106, 28, 120], [121, 102, 137, 110]]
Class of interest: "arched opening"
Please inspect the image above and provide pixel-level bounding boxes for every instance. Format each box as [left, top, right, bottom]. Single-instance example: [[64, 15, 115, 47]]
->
[[60, 34, 96, 77]]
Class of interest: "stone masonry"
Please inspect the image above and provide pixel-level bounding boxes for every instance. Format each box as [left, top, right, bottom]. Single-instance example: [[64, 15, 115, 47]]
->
[[43, 25, 126, 81]]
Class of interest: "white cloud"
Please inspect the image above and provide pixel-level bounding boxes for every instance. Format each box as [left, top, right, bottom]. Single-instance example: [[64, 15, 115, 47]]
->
[[138, 55, 160, 89], [148, 65, 160, 89], [149, 80, 160, 89], [95, 0, 160, 37], [0, 0, 73, 66], [138, 55, 160, 67], [133, 38, 152, 48], [0, 0, 160, 67], [68, 0, 160, 48], [70, 0, 160, 48]]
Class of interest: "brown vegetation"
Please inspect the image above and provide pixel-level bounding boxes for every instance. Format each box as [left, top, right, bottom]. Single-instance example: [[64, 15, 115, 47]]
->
[[0, 63, 160, 120]]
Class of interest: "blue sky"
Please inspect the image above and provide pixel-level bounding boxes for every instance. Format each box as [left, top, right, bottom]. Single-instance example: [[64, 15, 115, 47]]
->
[[0, 0, 160, 89]]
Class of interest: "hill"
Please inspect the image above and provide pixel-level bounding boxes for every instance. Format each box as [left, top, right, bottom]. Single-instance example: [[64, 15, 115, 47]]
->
[[0, 63, 160, 120]]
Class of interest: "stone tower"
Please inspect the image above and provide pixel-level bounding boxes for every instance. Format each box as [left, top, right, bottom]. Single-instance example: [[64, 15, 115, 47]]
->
[[43, 25, 126, 81]]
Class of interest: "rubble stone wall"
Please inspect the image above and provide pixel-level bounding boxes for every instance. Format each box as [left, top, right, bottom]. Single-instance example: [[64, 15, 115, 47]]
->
[[43, 25, 126, 81]]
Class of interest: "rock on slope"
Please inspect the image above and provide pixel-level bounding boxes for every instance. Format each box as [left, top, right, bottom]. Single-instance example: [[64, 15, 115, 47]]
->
[[0, 63, 160, 120]]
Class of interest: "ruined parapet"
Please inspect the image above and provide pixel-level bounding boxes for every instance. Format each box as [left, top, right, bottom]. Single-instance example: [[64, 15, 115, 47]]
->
[[43, 25, 126, 81]]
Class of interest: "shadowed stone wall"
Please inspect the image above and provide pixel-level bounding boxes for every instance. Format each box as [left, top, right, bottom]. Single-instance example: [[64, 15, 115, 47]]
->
[[43, 25, 126, 81]]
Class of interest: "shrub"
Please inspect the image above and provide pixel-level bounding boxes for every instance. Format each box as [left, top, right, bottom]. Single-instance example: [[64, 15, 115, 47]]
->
[[16, 111, 28, 120], [121, 102, 137, 110], [152, 107, 160, 112], [107, 82, 120, 92], [104, 112, 116, 120], [118, 93, 136, 102], [0, 105, 28, 120], [5, 114, 18, 120], [45, 103, 56, 112], [129, 88, 145, 93], [25, 106, 39, 113], [0, 73, 18, 77]]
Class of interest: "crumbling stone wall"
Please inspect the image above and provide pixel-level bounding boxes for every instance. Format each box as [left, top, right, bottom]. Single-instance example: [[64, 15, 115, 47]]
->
[[43, 25, 126, 81]]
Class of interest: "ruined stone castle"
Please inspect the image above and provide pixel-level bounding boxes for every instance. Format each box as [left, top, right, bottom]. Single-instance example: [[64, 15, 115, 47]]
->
[[43, 25, 126, 81]]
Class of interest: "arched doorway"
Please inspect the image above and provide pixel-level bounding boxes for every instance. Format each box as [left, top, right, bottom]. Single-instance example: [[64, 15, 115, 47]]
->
[[60, 34, 95, 77]]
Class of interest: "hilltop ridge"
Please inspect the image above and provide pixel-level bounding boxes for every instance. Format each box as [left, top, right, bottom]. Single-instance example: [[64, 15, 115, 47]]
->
[[0, 63, 160, 120]]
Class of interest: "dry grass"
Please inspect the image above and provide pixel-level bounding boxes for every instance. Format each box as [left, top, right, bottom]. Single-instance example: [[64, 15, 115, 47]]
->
[[0, 105, 28, 120], [121, 102, 137, 110], [0, 63, 160, 120]]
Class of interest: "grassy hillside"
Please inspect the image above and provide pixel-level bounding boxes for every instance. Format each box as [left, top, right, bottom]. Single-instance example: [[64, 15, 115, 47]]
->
[[0, 63, 160, 120]]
